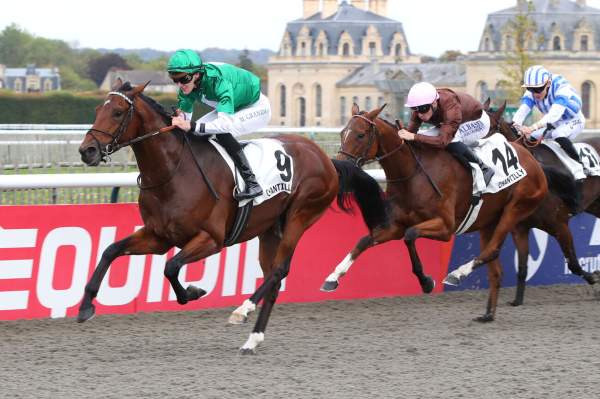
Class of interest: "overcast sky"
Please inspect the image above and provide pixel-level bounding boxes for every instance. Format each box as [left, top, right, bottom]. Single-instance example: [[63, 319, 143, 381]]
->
[[2, 0, 600, 57]]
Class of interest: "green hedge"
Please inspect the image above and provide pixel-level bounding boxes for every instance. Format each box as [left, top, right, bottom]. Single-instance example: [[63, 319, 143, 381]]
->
[[0, 91, 208, 124]]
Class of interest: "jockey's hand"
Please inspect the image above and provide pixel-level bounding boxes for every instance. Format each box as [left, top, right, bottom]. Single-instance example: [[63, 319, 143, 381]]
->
[[171, 114, 191, 132], [398, 129, 416, 141], [520, 125, 534, 136]]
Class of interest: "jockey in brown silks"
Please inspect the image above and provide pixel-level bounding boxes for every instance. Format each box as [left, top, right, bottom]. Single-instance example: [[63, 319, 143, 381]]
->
[[397, 82, 495, 186]]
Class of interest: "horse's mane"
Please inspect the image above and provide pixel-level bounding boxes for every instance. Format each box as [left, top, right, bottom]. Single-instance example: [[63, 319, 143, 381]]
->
[[118, 81, 172, 125]]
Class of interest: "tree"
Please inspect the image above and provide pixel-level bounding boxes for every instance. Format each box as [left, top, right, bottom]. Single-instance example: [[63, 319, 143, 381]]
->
[[0, 24, 33, 66], [438, 50, 464, 63], [500, 1, 540, 104], [87, 53, 131, 87]]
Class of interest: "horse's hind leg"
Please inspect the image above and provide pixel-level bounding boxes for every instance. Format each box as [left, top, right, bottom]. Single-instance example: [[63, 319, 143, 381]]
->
[[163, 231, 221, 305], [510, 225, 530, 307], [404, 239, 436, 293], [77, 227, 171, 323], [554, 222, 599, 285]]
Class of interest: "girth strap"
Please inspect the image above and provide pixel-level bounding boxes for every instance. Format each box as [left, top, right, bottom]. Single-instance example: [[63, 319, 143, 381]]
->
[[224, 202, 253, 246]]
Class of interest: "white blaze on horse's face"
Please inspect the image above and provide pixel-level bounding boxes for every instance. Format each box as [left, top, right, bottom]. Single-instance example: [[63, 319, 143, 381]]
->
[[103, 99, 111, 107], [343, 128, 353, 144]]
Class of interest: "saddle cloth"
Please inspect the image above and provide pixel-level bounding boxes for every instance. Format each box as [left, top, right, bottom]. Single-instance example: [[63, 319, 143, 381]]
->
[[455, 133, 528, 234], [208, 138, 294, 207], [541, 141, 600, 180]]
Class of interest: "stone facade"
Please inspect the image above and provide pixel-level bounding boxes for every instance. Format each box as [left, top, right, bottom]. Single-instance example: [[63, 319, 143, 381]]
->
[[0, 64, 61, 93], [466, 0, 600, 127]]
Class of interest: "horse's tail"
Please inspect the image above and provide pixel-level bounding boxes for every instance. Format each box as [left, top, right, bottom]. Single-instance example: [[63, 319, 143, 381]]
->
[[542, 165, 579, 213], [331, 159, 389, 230]]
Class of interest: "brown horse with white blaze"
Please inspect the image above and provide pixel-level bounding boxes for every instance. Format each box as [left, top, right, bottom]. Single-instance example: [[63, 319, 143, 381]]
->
[[77, 80, 387, 354], [322, 103, 548, 321]]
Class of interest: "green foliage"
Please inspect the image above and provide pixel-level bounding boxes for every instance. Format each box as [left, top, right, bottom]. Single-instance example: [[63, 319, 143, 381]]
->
[[501, 1, 539, 105], [438, 50, 464, 63], [236, 49, 267, 82], [87, 53, 131, 86], [0, 24, 33, 66]]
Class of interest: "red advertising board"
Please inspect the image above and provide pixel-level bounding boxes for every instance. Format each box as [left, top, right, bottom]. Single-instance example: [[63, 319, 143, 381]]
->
[[0, 203, 453, 320]]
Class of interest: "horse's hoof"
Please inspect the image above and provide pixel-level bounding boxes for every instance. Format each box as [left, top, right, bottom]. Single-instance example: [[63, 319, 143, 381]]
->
[[320, 280, 339, 292], [186, 285, 206, 301], [474, 314, 494, 323], [228, 313, 248, 325], [77, 305, 95, 323], [176, 297, 188, 305], [421, 276, 436, 294], [508, 300, 522, 307], [443, 274, 461, 286], [239, 348, 257, 355]]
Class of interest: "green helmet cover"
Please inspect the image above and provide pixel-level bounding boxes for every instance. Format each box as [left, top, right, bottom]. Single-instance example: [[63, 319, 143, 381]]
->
[[167, 49, 203, 73]]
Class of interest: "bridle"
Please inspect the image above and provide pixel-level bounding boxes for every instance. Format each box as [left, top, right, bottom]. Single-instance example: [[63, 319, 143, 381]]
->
[[86, 91, 165, 161], [338, 113, 404, 167]]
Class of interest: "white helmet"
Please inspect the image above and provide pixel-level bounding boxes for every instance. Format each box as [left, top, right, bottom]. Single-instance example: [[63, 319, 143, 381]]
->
[[405, 82, 439, 107], [522, 65, 551, 88]]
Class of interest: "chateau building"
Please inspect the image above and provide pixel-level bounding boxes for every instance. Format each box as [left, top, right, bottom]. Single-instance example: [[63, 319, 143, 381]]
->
[[467, 0, 600, 127], [0, 64, 61, 93]]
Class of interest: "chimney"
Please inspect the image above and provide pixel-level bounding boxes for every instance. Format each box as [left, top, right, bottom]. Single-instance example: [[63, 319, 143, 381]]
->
[[303, 0, 320, 18], [368, 0, 387, 16], [322, 0, 338, 18]]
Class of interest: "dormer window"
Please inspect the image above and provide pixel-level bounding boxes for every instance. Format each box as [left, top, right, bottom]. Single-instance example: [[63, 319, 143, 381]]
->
[[581, 35, 589, 51], [343, 43, 350, 56], [369, 42, 376, 56], [553, 36, 561, 50]]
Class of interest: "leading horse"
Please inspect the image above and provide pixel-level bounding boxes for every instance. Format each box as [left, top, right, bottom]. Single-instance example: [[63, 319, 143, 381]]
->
[[77, 80, 387, 354], [485, 100, 600, 305], [322, 103, 548, 321]]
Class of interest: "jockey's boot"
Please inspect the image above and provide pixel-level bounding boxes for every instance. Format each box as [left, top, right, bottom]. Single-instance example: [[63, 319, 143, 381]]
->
[[215, 133, 263, 201], [555, 137, 587, 174], [447, 142, 495, 186]]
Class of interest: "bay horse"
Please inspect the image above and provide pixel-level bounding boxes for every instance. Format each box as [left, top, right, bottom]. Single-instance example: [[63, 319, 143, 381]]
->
[[77, 80, 387, 354], [485, 100, 600, 305], [322, 103, 548, 321]]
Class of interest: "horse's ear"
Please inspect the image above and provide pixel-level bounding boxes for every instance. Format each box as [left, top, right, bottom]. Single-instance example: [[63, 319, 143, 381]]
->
[[111, 77, 123, 91], [482, 97, 491, 110], [366, 103, 386, 120], [496, 100, 507, 118], [351, 103, 360, 116], [395, 119, 404, 130], [130, 81, 151, 97]]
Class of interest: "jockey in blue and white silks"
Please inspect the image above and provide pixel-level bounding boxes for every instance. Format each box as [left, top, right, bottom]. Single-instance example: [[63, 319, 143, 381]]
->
[[513, 65, 584, 142]]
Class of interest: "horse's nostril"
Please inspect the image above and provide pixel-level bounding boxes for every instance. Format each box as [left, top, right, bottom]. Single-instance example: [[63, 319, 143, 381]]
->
[[86, 146, 97, 155]]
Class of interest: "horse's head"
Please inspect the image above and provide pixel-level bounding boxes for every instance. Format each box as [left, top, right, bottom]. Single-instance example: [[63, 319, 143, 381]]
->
[[483, 99, 520, 141], [79, 79, 151, 165], [338, 103, 387, 166]]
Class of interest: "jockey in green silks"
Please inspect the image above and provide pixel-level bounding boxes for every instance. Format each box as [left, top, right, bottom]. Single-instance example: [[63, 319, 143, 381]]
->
[[168, 49, 271, 201]]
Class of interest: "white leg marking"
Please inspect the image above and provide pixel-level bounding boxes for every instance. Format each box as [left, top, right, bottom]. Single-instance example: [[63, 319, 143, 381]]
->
[[325, 253, 354, 282], [228, 299, 256, 324], [240, 332, 265, 352], [450, 259, 475, 280]]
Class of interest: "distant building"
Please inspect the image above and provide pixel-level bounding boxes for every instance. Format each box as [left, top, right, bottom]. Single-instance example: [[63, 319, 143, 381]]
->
[[0, 64, 61, 93], [268, 0, 460, 126], [100, 70, 176, 93], [467, 0, 600, 127]]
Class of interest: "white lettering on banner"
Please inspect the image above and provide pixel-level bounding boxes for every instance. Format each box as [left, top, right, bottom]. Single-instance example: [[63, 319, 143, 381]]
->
[[37, 227, 91, 318], [565, 255, 600, 274], [97, 226, 146, 306], [590, 219, 600, 246], [168, 248, 220, 301], [0, 228, 37, 311], [513, 228, 548, 281], [222, 244, 241, 296]]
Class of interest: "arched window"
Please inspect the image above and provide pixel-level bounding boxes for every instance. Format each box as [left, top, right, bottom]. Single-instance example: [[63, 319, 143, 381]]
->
[[505, 35, 513, 51], [484, 37, 490, 51], [300, 42, 307, 56], [365, 96, 372, 110], [553, 36, 561, 50], [319, 43, 324, 56], [340, 97, 347, 125], [378, 96, 385, 108], [369, 42, 376, 57], [298, 97, 306, 126], [315, 84, 322, 117], [394, 44, 402, 57], [280, 85, 286, 117], [582, 81, 593, 118], [343, 43, 350, 56], [581, 35, 589, 51], [477, 81, 489, 102]]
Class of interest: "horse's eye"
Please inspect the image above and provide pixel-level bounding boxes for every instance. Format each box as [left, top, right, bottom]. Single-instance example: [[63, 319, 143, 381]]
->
[[357, 133, 366, 139], [114, 111, 123, 118]]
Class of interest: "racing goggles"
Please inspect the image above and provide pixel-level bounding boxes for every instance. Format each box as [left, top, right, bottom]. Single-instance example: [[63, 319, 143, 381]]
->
[[410, 104, 432, 113]]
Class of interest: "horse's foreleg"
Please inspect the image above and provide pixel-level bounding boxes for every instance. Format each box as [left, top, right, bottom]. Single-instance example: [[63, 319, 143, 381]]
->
[[474, 226, 502, 322], [404, 240, 436, 294], [554, 223, 599, 285], [77, 227, 171, 323], [510, 226, 530, 307], [163, 231, 220, 305]]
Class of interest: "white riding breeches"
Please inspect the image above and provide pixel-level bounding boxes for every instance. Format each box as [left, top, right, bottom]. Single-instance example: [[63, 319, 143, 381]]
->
[[530, 113, 585, 141], [198, 93, 272, 137], [418, 111, 491, 147]]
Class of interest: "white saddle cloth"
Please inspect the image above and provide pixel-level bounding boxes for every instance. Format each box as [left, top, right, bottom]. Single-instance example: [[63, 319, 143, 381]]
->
[[208, 138, 294, 207], [541, 141, 600, 180]]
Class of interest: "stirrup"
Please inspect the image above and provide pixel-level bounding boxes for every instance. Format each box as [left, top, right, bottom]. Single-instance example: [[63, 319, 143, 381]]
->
[[234, 184, 263, 201]]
